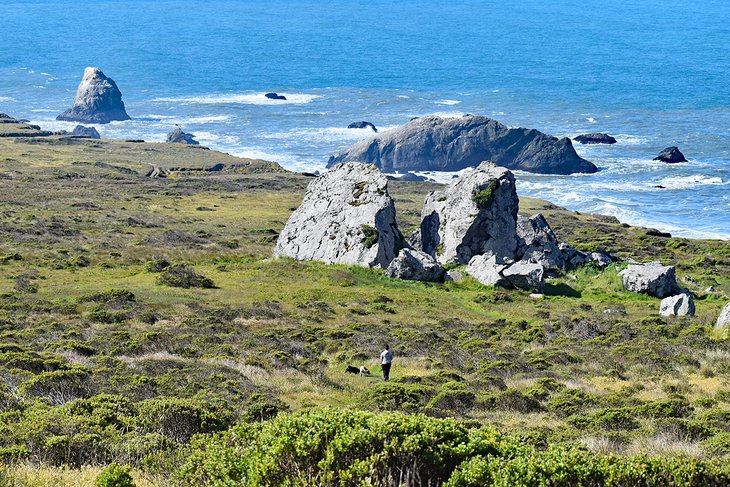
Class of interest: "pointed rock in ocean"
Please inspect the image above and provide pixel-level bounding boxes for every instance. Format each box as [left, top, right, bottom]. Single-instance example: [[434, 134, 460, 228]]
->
[[420, 161, 519, 265], [653, 146, 687, 163], [57, 67, 130, 124], [328, 115, 597, 175], [274, 163, 405, 268]]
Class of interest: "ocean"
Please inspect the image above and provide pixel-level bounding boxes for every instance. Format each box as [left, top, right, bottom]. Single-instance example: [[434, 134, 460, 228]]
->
[[0, 0, 728, 238]]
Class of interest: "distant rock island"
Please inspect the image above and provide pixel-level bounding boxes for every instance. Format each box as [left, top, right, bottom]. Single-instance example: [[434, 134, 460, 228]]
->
[[265, 92, 287, 100], [328, 115, 597, 175], [57, 67, 130, 124], [573, 133, 617, 144]]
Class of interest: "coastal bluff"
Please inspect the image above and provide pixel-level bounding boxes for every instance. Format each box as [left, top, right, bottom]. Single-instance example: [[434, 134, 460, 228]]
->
[[328, 115, 597, 175]]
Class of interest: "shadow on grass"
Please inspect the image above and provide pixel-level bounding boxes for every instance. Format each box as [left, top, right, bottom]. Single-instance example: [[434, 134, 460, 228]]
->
[[544, 283, 582, 298]]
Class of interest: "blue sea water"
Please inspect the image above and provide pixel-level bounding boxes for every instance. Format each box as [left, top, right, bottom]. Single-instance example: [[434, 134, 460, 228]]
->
[[0, 0, 728, 238]]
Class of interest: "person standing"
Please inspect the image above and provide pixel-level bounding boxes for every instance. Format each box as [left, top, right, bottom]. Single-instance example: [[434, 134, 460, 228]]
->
[[380, 344, 393, 381]]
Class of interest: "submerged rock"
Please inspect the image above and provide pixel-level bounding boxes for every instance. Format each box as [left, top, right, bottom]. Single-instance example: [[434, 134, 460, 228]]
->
[[57, 67, 130, 124], [265, 92, 287, 100], [274, 163, 405, 268], [574, 133, 617, 144], [72, 125, 100, 139], [385, 249, 444, 282], [653, 146, 687, 163], [328, 115, 597, 175], [659, 293, 695, 317], [166, 126, 199, 145], [420, 161, 519, 265], [348, 121, 378, 132], [619, 262, 681, 298]]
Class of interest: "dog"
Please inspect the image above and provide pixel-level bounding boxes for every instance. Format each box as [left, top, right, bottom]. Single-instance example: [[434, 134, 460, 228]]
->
[[345, 365, 372, 377]]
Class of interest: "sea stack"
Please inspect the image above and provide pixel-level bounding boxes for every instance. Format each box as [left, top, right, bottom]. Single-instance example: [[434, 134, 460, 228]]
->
[[328, 115, 597, 175], [653, 146, 687, 163], [57, 67, 130, 124], [166, 126, 199, 145]]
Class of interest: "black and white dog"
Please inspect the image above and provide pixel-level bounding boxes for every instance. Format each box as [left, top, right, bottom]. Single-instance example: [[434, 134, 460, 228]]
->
[[345, 365, 371, 376]]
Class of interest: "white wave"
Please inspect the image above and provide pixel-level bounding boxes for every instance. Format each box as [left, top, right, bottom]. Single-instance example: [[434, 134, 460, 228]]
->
[[397, 95, 410, 99], [40, 72, 53, 76], [154, 92, 320, 105], [435, 99, 461, 106], [191, 131, 239, 145], [177, 115, 231, 124], [586, 117, 596, 123], [0, 96, 13, 102], [657, 175, 724, 190], [613, 134, 649, 145]]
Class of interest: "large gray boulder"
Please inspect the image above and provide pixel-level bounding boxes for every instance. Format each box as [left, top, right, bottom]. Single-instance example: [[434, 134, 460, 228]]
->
[[659, 293, 695, 317], [516, 214, 567, 270], [716, 303, 730, 330], [385, 249, 444, 282], [466, 253, 511, 288], [167, 126, 199, 145], [274, 163, 404, 268], [328, 115, 597, 175], [57, 67, 130, 124], [619, 262, 681, 298], [72, 125, 100, 139], [420, 161, 519, 265], [502, 261, 545, 292]]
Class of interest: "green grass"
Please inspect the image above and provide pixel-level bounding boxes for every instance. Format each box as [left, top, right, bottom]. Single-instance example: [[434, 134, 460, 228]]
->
[[0, 135, 729, 481]]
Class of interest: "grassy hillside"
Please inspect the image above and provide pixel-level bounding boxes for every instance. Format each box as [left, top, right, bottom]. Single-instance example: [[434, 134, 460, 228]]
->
[[0, 135, 729, 485]]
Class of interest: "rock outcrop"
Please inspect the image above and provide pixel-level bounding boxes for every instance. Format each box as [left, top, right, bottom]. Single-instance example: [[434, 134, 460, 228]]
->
[[502, 261, 545, 293], [619, 262, 681, 298], [385, 249, 444, 282], [328, 115, 597, 175], [466, 254, 544, 292], [72, 125, 100, 139], [516, 214, 567, 270], [466, 253, 511, 288], [274, 163, 404, 268], [57, 67, 130, 124], [420, 161, 519, 265], [574, 133, 617, 144], [716, 303, 730, 330], [265, 92, 286, 100], [348, 121, 378, 132], [653, 146, 687, 163], [659, 293, 695, 317], [166, 127, 199, 145]]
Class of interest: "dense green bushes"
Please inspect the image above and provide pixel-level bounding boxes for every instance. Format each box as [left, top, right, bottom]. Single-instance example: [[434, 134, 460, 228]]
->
[[179, 408, 730, 486]]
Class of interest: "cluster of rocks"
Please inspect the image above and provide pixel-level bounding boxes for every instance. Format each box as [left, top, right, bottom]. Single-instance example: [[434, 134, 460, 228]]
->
[[275, 161, 614, 292], [328, 115, 598, 175], [619, 262, 695, 317]]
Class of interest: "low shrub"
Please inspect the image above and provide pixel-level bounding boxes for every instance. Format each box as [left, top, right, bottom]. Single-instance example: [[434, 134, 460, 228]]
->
[[157, 265, 215, 289], [95, 463, 135, 487]]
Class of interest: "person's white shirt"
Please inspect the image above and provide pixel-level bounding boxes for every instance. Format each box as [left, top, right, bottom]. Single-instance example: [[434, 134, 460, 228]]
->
[[380, 349, 393, 364]]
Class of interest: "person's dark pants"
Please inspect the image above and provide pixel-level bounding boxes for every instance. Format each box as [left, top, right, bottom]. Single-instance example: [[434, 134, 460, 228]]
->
[[381, 362, 391, 381]]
